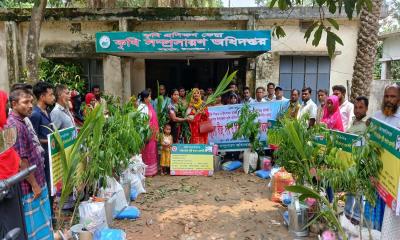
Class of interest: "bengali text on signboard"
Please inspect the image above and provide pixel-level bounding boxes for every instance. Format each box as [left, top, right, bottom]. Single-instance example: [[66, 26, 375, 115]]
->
[[96, 30, 271, 53]]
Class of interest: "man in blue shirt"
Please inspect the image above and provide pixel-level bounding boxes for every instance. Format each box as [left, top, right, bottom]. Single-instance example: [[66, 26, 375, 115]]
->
[[30, 81, 55, 212]]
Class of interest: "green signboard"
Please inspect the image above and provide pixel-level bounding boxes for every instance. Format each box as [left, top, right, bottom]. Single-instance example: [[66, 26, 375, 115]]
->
[[47, 127, 78, 196], [370, 118, 400, 214], [170, 144, 213, 176], [95, 30, 271, 53]]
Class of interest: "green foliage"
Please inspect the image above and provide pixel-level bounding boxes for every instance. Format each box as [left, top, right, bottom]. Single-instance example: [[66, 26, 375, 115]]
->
[[82, 101, 151, 191], [176, 100, 191, 142], [374, 42, 400, 81], [203, 70, 237, 108], [227, 103, 262, 153], [272, 116, 383, 239], [0, 0, 34, 8], [269, 116, 325, 184], [52, 101, 151, 228], [39, 59, 86, 93], [52, 104, 105, 223], [156, 81, 169, 133], [268, 0, 373, 58]]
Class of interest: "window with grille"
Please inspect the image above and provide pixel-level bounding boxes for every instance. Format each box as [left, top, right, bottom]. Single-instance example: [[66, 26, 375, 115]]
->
[[279, 56, 331, 102]]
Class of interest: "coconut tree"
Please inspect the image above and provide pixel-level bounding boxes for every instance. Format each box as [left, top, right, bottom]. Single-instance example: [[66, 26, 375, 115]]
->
[[350, 0, 384, 101]]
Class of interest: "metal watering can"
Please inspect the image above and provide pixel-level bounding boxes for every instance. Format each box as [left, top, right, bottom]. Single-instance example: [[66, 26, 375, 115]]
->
[[288, 195, 309, 237]]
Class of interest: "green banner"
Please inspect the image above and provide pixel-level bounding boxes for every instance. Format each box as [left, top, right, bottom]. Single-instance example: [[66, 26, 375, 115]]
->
[[370, 118, 400, 214], [47, 127, 78, 196]]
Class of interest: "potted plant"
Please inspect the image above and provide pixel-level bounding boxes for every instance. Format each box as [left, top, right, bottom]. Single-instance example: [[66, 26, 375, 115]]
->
[[227, 103, 261, 173]]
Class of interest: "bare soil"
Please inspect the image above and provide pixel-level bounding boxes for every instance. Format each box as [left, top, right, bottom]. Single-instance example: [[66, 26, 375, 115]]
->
[[113, 171, 305, 240]]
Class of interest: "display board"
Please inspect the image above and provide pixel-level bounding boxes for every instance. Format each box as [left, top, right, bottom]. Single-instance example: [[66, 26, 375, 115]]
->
[[170, 144, 213, 176], [47, 127, 78, 196], [370, 118, 400, 215]]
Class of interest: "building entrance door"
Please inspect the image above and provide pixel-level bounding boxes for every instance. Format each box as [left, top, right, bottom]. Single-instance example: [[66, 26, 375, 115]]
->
[[145, 58, 246, 95]]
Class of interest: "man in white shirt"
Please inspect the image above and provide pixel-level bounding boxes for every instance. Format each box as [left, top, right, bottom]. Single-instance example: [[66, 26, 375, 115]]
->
[[374, 84, 400, 239], [264, 82, 276, 101], [242, 87, 254, 103], [50, 84, 75, 130], [332, 85, 354, 131], [255, 87, 267, 103], [274, 86, 287, 101], [298, 87, 318, 127]]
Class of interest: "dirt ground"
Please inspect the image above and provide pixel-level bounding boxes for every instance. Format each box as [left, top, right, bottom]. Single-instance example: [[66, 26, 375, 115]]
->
[[113, 170, 306, 240]]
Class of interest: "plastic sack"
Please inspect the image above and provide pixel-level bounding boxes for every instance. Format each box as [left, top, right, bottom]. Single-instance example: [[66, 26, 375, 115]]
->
[[121, 155, 146, 195], [98, 177, 128, 214], [271, 168, 294, 203], [222, 161, 242, 171], [94, 228, 126, 240], [79, 201, 108, 233], [115, 206, 141, 220], [130, 187, 138, 201], [255, 170, 271, 179], [243, 149, 258, 173]]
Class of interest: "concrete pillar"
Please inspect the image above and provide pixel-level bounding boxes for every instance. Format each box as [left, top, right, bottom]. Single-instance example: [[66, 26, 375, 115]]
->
[[121, 57, 133, 102], [131, 59, 146, 96], [103, 55, 123, 99], [381, 61, 387, 80], [0, 23, 9, 91]]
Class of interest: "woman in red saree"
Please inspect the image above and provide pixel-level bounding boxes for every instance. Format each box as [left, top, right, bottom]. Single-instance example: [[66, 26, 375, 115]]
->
[[186, 88, 210, 144], [321, 95, 344, 132], [138, 90, 159, 176]]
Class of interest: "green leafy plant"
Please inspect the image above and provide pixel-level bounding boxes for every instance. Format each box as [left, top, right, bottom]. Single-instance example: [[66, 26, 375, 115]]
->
[[227, 103, 262, 153], [270, 116, 324, 184], [38, 59, 86, 93], [156, 81, 169, 133], [52, 104, 104, 227]]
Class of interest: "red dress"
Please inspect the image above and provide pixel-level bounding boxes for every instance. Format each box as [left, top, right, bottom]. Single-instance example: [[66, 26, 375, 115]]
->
[[188, 106, 210, 144]]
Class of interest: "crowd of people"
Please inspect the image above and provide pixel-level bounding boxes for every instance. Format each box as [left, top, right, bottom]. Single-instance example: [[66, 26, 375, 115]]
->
[[0, 79, 399, 240]]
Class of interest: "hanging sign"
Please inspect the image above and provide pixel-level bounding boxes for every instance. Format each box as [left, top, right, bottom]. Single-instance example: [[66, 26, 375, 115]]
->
[[170, 144, 213, 176], [96, 30, 271, 53], [370, 118, 400, 215]]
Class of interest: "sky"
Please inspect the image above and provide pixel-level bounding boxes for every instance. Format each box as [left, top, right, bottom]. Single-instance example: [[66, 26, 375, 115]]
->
[[221, 0, 258, 7]]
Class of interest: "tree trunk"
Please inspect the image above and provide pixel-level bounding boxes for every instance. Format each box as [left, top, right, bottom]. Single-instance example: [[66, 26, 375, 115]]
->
[[87, 0, 117, 8], [25, 0, 47, 84], [350, 0, 383, 101]]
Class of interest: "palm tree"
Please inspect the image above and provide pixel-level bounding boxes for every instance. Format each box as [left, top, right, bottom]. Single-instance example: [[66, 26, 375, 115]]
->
[[350, 0, 384, 101]]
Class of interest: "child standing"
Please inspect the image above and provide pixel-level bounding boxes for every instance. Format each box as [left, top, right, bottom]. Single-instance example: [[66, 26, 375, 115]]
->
[[160, 124, 173, 175]]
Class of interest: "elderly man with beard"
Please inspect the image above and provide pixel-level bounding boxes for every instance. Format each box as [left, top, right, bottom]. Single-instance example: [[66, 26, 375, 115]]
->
[[374, 84, 400, 128]]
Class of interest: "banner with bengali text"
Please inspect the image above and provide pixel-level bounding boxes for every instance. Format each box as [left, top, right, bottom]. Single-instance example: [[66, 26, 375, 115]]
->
[[47, 127, 78, 196], [96, 30, 271, 53], [208, 101, 289, 151], [370, 118, 400, 215]]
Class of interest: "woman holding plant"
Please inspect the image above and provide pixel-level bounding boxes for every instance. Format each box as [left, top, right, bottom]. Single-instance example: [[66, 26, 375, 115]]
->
[[138, 90, 159, 176], [186, 88, 210, 144], [168, 89, 187, 143]]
